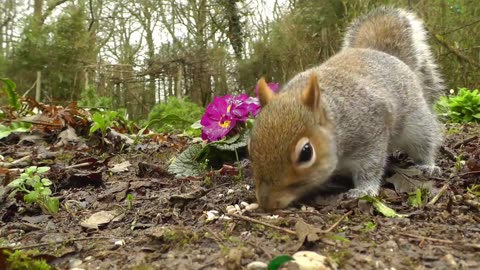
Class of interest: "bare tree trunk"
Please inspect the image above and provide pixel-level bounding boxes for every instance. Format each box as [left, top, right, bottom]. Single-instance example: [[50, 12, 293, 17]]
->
[[35, 71, 41, 101]]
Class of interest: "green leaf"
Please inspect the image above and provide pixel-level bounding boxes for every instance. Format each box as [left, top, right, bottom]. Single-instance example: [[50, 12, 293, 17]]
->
[[40, 187, 52, 196], [408, 189, 424, 207], [24, 192, 39, 203], [473, 113, 480, 119], [7, 178, 25, 188], [0, 78, 21, 110], [268, 255, 295, 270], [45, 197, 60, 214], [36, 167, 50, 174], [361, 196, 407, 218], [209, 129, 249, 151], [167, 144, 205, 177], [25, 166, 37, 174], [41, 178, 53, 186]]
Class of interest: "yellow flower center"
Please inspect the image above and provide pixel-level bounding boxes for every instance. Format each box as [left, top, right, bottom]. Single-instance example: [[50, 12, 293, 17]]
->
[[219, 120, 231, 129]]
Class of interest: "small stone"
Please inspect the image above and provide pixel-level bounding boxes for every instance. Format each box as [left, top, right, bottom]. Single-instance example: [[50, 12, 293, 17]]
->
[[114, 239, 125, 246], [226, 205, 237, 214], [235, 204, 241, 211], [227, 189, 235, 195], [69, 259, 83, 268], [245, 185, 251, 190], [292, 251, 330, 270], [245, 203, 259, 211], [218, 194, 224, 198], [206, 210, 219, 221], [83, 256, 93, 261], [246, 261, 268, 270], [240, 201, 249, 208], [442, 254, 457, 267]]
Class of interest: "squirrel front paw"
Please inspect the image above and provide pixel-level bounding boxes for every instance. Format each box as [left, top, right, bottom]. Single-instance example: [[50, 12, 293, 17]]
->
[[414, 164, 441, 176], [343, 187, 379, 199]]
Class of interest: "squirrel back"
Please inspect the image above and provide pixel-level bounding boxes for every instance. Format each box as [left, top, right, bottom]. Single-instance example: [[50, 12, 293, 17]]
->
[[342, 7, 444, 106]]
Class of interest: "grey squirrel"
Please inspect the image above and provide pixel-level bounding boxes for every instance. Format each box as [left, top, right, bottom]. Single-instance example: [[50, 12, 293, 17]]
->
[[248, 7, 444, 211]]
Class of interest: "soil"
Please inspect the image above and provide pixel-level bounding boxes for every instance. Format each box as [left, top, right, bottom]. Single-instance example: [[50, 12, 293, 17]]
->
[[1, 123, 479, 270]]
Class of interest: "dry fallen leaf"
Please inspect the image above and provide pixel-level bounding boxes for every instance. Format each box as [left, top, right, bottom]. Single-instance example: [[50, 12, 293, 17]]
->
[[80, 210, 118, 229], [386, 166, 436, 194], [109, 161, 132, 173]]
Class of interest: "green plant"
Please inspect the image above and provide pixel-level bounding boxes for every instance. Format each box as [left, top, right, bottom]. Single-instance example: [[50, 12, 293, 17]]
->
[[268, 255, 294, 270], [455, 154, 465, 171], [1, 78, 21, 110], [362, 220, 377, 232], [436, 88, 480, 123], [126, 193, 134, 209], [467, 184, 480, 197], [4, 249, 53, 270], [90, 111, 119, 140], [78, 85, 113, 109], [7, 166, 59, 215], [147, 97, 204, 133], [408, 188, 429, 207]]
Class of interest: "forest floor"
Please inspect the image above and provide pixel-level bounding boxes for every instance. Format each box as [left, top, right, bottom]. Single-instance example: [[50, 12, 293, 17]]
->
[[1, 115, 480, 269]]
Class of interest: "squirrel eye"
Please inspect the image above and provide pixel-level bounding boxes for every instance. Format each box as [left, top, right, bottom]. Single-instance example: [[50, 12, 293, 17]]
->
[[293, 137, 316, 168], [299, 143, 313, 163]]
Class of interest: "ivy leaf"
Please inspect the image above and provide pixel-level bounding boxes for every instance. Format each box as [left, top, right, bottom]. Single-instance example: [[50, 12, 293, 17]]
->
[[268, 255, 295, 270], [168, 144, 205, 177], [361, 196, 408, 218]]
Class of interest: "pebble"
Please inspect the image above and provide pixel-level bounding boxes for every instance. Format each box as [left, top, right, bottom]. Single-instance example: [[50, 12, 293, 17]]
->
[[227, 189, 235, 195], [244, 184, 251, 190], [240, 201, 249, 208], [226, 205, 237, 214], [206, 210, 219, 221], [245, 203, 259, 211], [292, 251, 330, 270], [114, 239, 125, 246], [235, 204, 241, 211], [246, 261, 268, 270], [69, 259, 83, 268]]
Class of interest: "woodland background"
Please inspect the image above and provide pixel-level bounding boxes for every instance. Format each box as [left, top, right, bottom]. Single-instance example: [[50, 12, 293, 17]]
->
[[0, 0, 479, 121]]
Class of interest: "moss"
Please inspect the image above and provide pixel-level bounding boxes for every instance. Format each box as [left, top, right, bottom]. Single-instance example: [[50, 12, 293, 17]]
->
[[4, 249, 53, 270]]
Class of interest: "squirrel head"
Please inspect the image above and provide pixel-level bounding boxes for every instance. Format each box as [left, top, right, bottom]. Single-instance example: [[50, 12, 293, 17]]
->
[[249, 74, 337, 211]]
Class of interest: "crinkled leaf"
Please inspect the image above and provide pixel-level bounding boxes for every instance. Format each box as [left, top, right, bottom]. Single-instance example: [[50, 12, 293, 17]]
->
[[209, 129, 249, 151], [361, 195, 407, 218], [168, 144, 205, 177], [386, 166, 436, 194], [268, 255, 294, 270]]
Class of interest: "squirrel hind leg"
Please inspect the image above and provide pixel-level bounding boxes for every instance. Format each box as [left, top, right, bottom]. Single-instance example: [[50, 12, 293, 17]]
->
[[397, 109, 443, 176]]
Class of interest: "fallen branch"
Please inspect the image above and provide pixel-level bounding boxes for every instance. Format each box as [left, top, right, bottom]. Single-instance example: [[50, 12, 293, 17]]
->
[[428, 183, 449, 205]]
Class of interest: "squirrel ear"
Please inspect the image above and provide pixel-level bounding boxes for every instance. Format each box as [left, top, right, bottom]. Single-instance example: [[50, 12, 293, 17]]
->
[[257, 77, 275, 107], [301, 74, 321, 110]]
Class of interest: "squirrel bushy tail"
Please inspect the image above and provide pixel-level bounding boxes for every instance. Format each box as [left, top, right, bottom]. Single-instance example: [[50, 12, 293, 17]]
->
[[342, 7, 444, 105]]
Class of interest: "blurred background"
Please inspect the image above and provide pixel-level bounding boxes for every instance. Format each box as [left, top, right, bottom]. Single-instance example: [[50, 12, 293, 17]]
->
[[0, 0, 479, 121]]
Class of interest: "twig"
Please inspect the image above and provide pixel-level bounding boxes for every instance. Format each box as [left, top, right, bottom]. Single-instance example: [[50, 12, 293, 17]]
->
[[433, 35, 480, 68], [227, 213, 296, 235], [428, 183, 449, 205], [398, 232, 480, 250], [7, 236, 115, 250], [453, 135, 478, 149], [459, 171, 480, 176], [325, 210, 352, 233], [440, 146, 457, 161]]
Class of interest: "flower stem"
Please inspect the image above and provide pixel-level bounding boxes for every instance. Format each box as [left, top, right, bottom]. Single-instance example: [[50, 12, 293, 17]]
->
[[234, 148, 242, 182]]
